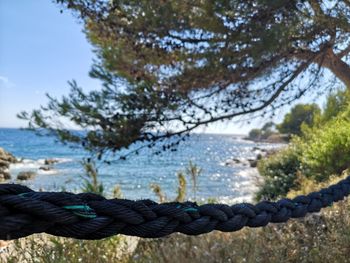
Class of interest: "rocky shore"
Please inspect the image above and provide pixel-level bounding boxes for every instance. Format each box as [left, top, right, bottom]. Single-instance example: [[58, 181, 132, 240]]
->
[[223, 146, 281, 168], [243, 133, 291, 144], [0, 147, 18, 180], [0, 147, 62, 181]]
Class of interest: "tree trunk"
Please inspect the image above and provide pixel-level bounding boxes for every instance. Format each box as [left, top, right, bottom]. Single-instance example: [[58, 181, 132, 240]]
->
[[323, 49, 350, 88]]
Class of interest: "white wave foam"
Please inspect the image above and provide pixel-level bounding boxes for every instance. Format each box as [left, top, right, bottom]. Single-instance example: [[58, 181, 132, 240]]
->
[[10, 159, 44, 170], [54, 158, 74, 163], [10, 157, 74, 169], [37, 169, 59, 175], [237, 167, 260, 178], [233, 136, 253, 143], [8, 157, 74, 178]]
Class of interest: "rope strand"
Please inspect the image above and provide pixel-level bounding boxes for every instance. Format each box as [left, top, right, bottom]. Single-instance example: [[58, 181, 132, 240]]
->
[[0, 176, 349, 240]]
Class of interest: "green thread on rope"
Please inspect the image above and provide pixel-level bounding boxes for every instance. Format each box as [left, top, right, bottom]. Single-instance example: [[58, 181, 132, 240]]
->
[[176, 204, 197, 212], [63, 205, 97, 219], [17, 193, 97, 218], [63, 205, 91, 210], [18, 192, 31, 197]]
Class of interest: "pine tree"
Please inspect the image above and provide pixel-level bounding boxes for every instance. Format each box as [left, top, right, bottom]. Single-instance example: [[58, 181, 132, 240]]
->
[[19, 0, 350, 159]]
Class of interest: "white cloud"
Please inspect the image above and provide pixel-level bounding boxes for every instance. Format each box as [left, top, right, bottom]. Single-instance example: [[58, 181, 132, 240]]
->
[[0, 76, 15, 89]]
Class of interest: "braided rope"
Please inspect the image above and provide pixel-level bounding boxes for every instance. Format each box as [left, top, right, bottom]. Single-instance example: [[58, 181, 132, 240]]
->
[[0, 176, 349, 240]]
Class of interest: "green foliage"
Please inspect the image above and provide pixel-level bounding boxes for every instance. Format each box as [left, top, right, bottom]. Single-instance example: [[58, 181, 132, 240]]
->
[[18, 82, 183, 160], [257, 88, 350, 199], [322, 88, 350, 123], [248, 122, 276, 141], [248, 128, 263, 141], [298, 118, 350, 181], [261, 122, 275, 132], [256, 146, 302, 200], [57, 0, 350, 90], [276, 103, 321, 135]]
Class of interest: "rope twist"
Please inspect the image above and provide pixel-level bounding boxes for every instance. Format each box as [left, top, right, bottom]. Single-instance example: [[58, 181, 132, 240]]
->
[[0, 176, 349, 240]]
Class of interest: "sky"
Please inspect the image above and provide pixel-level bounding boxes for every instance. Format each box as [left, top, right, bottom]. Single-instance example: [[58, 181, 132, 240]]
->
[[0, 0, 328, 134], [0, 0, 100, 127]]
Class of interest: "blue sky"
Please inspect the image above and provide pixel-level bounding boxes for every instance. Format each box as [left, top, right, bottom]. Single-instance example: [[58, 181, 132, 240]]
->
[[0, 0, 329, 134], [0, 0, 100, 127]]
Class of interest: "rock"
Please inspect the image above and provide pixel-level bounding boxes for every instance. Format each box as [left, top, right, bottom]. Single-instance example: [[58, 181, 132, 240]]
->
[[256, 153, 263, 160], [248, 159, 258, 168], [225, 157, 251, 167], [0, 159, 9, 169], [17, 171, 36, 181], [44, 159, 58, 165], [225, 158, 242, 166], [0, 147, 17, 163], [0, 148, 18, 180], [0, 170, 11, 180], [39, 166, 51, 171], [0, 240, 10, 254], [0, 240, 9, 248], [265, 134, 290, 143]]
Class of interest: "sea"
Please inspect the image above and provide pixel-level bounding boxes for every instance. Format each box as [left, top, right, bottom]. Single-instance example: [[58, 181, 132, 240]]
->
[[0, 128, 283, 204]]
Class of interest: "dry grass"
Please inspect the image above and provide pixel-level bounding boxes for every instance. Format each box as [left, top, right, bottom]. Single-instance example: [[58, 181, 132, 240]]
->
[[130, 200, 350, 263], [1, 235, 138, 263]]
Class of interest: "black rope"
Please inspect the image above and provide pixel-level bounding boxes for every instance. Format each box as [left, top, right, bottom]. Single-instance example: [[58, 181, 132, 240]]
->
[[0, 176, 349, 240]]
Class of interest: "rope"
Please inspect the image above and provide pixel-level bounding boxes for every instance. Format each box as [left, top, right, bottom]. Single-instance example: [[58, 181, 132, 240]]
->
[[0, 176, 349, 240]]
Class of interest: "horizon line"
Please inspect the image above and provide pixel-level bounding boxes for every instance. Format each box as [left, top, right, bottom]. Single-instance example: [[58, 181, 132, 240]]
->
[[0, 126, 248, 136]]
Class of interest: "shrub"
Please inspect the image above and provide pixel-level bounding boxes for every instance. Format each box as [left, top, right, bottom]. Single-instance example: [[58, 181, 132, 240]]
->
[[276, 103, 321, 136], [321, 88, 350, 123], [257, 106, 350, 200], [256, 145, 303, 200], [299, 118, 350, 181], [248, 128, 262, 141], [248, 122, 277, 141]]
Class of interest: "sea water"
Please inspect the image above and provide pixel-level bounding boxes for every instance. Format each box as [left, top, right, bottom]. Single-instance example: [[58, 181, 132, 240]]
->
[[0, 128, 282, 203]]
